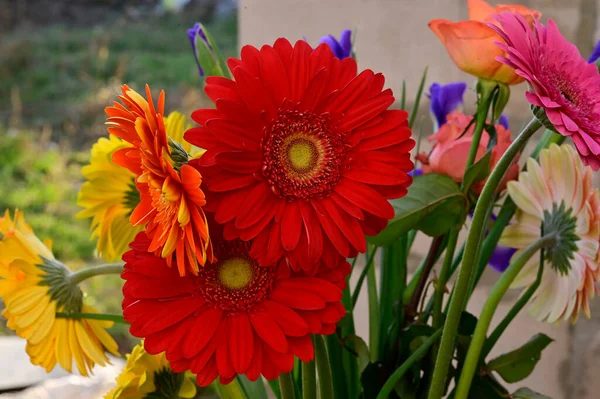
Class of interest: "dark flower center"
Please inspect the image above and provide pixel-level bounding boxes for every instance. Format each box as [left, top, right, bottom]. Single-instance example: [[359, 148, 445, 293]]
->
[[262, 109, 347, 200], [542, 202, 579, 276], [195, 240, 275, 313]]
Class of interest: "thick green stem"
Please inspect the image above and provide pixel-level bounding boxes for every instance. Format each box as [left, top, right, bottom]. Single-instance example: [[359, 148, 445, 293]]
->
[[55, 312, 128, 324], [376, 329, 442, 399], [68, 263, 124, 287], [352, 248, 379, 308], [367, 253, 380, 361], [465, 93, 494, 170], [279, 372, 296, 399], [482, 250, 545, 359], [432, 228, 459, 329], [454, 234, 555, 399], [315, 336, 334, 399], [428, 118, 542, 399], [302, 360, 316, 399]]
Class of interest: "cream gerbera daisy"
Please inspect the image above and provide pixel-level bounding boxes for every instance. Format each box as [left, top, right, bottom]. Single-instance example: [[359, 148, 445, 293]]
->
[[104, 342, 196, 399], [0, 210, 120, 375], [501, 144, 600, 323]]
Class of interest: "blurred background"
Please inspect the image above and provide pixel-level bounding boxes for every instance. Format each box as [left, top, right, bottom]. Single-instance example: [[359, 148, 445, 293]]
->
[[1, 0, 600, 397]]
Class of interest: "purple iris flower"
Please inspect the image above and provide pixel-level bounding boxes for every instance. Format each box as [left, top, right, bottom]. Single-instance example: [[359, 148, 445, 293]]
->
[[408, 168, 423, 177], [319, 29, 353, 59], [489, 245, 518, 273], [498, 114, 510, 130], [428, 82, 467, 130], [588, 40, 600, 64], [187, 22, 209, 77]]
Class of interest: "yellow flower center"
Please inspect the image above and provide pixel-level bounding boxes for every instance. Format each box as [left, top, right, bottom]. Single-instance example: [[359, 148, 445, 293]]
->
[[218, 257, 254, 290], [287, 138, 318, 172]]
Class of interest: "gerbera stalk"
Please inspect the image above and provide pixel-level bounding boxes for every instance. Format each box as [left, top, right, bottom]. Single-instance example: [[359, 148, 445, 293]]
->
[[491, 13, 600, 170], [185, 38, 414, 271], [500, 144, 600, 323], [105, 342, 197, 399], [106, 85, 213, 275], [0, 210, 120, 376], [77, 136, 143, 262], [122, 216, 350, 386]]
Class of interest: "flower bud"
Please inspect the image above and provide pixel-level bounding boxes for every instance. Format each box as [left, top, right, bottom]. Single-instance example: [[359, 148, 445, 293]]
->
[[187, 22, 229, 79]]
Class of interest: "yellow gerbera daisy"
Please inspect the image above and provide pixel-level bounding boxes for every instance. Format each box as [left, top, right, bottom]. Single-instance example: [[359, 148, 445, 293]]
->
[[0, 210, 120, 375], [104, 342, 196, 399], [501, 144, 600, 323], [77, 135, 143, 262]]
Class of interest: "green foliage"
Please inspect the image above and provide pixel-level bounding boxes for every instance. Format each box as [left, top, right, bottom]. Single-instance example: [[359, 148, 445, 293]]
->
[[512, 388, 553, 398], [369, 174, 466, 246], [0, 130, 94, 260], [486, 334, 554, 384], [462, 151, 492, 193]]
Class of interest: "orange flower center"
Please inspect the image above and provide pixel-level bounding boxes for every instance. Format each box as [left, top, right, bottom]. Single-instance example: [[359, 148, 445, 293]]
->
[[196, 240, 275, 313], [262, 110, 347, 200]]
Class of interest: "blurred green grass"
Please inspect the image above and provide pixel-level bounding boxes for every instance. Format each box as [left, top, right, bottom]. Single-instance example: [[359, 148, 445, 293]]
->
[[0, 10, 237, 343]]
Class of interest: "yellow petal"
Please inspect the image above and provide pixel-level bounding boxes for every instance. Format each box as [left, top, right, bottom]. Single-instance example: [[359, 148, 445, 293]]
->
[[74, 321, 107, 367], [55, 318, 73, 373]]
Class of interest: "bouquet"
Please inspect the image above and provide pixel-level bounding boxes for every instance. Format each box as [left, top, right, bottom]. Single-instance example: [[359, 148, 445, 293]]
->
[[2, 0, 600, 398]]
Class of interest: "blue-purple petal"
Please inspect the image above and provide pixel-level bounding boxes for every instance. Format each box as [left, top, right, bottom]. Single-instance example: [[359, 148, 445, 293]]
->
[[187, 22, 206, 77], [589, 40, 600, 63], [409, 168, 423, 177], [319, 29, 353, 59], [428, 82, 467, 129], [489, 245, 518, 273], [498, 114, 510, 130]]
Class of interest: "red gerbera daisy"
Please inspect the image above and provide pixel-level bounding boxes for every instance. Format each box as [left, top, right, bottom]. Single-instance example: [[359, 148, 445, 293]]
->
[[185, 39, 414, 271], [122, 221, 349, 386], [106, 85, 214, 276]]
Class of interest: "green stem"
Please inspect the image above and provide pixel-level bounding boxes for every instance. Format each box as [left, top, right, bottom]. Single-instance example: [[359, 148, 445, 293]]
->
[[428, 118, 542, 399], [529, 129, 566, 160], [433, 228, 459, 329], [68, 263, 124, 287], [454, 234, 556, 399], [352, 247, 379, 308], [279, 372, 295, 399], [376, 329, 443, 399], [301, 360, 316, 399], [367, 252, 380, 362], [55, 312, 128, 324], [315, 336, 334, 399], [465, 93, 494, 171], [481, 249, 545, 359]]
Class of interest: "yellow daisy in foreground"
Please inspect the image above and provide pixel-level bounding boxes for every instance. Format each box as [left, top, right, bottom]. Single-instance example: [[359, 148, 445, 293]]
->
[[105, 342, 196, 399], [77, 135, 143, 262], [501, 144, 600, 323], [0, 210, 119, 375]]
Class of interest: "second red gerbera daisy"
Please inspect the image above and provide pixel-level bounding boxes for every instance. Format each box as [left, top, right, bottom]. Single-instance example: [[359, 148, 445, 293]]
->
[[122, 220, 349, 386], [185, 39, 414, 270]]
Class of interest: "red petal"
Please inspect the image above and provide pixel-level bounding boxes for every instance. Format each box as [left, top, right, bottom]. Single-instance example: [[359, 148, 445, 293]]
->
[[269, 287, 326, 310], [126, 297, 199, 336], [259, 44, 290, 105], [240, 45, 262, 78], [334, 178, 394, 219], [337, 94, 395, 132], [289, 40, 312, 102], [288, 335, 314, 362], [273, 38, 293, 72], [281, 202, 303, 251], [216, 342, 236, 383], [262, 299, 309, 337], [250, 311, 289, 353], [245, 338, 263, 381], [298, 201, 323, 263], [195, 357, 219, 387], [321, 197, 366, 253], [277, 277, 342, 302], [233, 66, 276, 119], [312, 201, 351, 257], [182, 309, 223, 357], [326, 69, 374, 113], [354, 127, 414, 151], [215, 151, 262, 173], [329, 192, 364, 220], [228, 314, 254, 374]]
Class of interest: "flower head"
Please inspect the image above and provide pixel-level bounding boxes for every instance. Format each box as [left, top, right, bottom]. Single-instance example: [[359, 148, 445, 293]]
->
[[429, 0, 540, 84], [77, 136, 143, 262], [428, 82, 468, 130], [416, 111, 518, 193], [319, 29, 353, 59], [105, 342, 196, 399], [122, 218, 350, 386], [0, 210, 119, 375], [187, 22, 227, 78], [106, 85, 213, 275], [500, 144, 600, 323], [491, 13, 600, 170], [185, 38, 414, 271]]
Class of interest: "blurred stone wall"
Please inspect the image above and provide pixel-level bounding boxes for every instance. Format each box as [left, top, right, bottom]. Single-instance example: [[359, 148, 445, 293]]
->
[[239, 1, 600, 398]]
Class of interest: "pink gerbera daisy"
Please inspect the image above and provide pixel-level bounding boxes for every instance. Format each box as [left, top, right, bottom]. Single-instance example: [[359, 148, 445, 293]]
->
[[491, 13, 600, 170]]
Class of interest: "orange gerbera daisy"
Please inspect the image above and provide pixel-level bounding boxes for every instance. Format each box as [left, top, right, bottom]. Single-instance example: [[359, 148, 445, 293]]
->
[[106, 85, 213, 275]]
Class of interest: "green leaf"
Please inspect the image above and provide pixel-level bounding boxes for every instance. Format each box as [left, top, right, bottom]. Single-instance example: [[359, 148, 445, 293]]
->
[[466, 374, 509, 399], [346, 335, 370, 373], [512, 387, 553, 398], [215, 379, 247, 399], [462, 151, 492, 193], [368, 174, 466, 246], [236, 375, 268, 399], [267, 379, 282, 399], [487, 333, 554, 383], [409, 67, 428, 128], [457, 311, 478, 336]]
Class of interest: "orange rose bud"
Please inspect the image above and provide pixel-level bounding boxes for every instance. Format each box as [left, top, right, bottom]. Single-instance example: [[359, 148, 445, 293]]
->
[[429, 0, 540, 85]]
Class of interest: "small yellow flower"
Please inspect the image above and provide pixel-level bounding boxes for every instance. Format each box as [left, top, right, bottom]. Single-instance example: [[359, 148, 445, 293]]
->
[[77, 135, 143, 262], [0, 210, 119, 375], [501, 144, 600, 323], [105, 342, 197, 399]]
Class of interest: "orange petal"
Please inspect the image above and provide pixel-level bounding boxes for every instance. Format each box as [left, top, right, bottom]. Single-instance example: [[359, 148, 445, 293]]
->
[[468, 0, 495, 22]]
